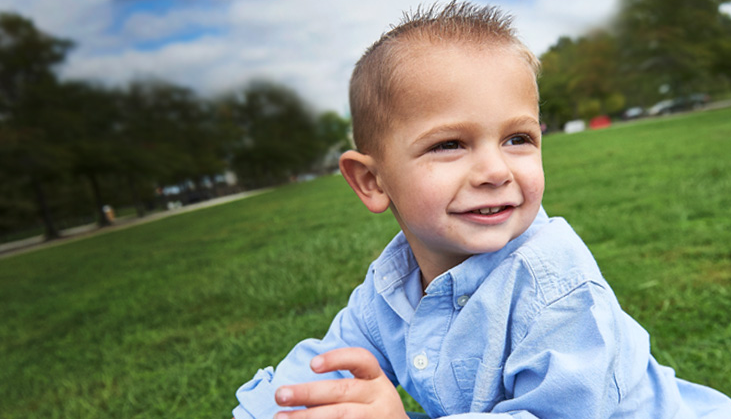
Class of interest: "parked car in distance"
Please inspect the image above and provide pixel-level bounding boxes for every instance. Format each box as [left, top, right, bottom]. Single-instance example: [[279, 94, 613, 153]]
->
[[647, 93, 710, 116], [686, 93, 711, 109], [623, 106, 645, 120]]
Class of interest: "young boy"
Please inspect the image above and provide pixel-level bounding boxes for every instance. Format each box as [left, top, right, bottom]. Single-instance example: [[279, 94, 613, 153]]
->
[[232, 2, 731, 418]]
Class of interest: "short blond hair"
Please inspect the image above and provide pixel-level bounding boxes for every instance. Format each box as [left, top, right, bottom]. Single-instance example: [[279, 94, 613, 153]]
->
[[349, 1, 540, 154]]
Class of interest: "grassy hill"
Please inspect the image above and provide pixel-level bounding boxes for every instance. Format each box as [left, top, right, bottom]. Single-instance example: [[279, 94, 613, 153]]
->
[[1, 107, 730, 418]]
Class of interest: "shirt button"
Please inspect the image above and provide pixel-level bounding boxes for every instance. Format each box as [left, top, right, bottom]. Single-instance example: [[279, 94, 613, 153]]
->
[[413, 354, 428, 370], [457, 295, 470, 307]]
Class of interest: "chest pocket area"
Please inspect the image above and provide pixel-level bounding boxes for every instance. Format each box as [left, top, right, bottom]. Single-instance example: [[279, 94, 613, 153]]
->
[[452, 358, 505, 412]]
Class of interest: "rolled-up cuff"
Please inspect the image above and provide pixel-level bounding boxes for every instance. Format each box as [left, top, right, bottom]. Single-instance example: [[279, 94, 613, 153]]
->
[[233, 367, 295, 419]]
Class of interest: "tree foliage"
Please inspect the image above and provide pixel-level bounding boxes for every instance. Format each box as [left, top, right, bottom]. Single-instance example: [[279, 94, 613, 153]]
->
[[0, 13, 73, 238], [0, 12, 351, 240], [223, 81, 342, 189], [539, 0, 731, 129]]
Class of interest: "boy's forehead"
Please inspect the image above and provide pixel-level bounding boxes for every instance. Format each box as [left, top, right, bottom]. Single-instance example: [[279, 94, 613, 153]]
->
[[396, 38, 516, 65], [390, 42, 538, 111]]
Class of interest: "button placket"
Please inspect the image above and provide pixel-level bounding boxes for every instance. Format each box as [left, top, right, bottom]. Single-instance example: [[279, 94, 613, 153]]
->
[[405, 273, 455, 416]]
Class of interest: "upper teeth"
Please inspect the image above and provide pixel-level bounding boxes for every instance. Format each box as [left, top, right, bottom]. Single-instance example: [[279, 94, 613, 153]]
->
[[475, 206, 505, 215]]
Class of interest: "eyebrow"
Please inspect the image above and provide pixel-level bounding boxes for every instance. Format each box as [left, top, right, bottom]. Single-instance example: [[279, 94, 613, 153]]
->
[[413, 122, 476, 144], [503, 115, 541, 131]]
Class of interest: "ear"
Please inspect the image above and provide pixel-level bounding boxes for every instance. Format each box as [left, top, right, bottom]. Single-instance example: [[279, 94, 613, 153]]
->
[[339, 150, 391, 213]]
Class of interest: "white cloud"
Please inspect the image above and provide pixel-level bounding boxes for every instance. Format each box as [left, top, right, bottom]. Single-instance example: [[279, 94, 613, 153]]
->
[[509, 0, 619, 55], [0, 0, 621, 112]]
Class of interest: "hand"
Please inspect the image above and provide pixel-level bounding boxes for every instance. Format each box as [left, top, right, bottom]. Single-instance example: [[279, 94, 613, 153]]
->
[[274, 347, 409, 419]]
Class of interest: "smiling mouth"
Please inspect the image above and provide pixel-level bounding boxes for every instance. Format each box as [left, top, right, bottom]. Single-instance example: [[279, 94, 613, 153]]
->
[[470, 206, 510, 215]]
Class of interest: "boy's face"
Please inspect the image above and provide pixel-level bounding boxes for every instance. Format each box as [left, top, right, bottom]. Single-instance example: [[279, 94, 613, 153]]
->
[[373, 44, 544, 277]]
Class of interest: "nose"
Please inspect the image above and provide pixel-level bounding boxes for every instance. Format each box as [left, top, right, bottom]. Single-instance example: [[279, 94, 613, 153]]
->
[[470, 145, 512, 188]]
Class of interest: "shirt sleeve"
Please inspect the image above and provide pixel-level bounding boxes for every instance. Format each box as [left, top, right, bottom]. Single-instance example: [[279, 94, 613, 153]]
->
[[232, 276, 393, 419]]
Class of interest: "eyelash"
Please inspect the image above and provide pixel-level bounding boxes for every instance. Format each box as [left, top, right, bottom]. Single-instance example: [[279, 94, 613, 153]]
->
[[429, 134, 534, 153], [505, 134, 533, 146], [430, 140, 462, 152]]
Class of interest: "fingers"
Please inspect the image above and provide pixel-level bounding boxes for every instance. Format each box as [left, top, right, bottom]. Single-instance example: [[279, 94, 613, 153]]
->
[[275, 347, 389, 410], [276, 377, 373, 407], [309, 347, 382, 380]]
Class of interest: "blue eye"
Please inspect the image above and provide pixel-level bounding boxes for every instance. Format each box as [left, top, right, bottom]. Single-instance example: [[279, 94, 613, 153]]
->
[[505, 135, 530, 146], [431, 140, 461, 152]]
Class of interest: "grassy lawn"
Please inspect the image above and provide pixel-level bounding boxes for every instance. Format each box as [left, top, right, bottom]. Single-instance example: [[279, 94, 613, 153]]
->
[[1, 108, 730, 418]]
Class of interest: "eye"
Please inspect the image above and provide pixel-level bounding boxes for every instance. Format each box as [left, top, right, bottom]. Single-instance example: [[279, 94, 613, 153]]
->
[[430, 140, 462, 152], [505, 134, 531, 146]]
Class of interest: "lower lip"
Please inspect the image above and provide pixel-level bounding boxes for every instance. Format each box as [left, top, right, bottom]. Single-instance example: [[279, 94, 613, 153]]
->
[[456, 206, 515, 225]]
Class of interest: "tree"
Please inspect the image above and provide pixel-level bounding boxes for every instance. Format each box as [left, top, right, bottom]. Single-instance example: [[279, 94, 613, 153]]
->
[[51, 81, 122, 227], [0, 14, 353, 238], [570, 32, 623, 118], [223, 81, 324, 188], [539, 31, 626, 128], [538, 37, 581, 129], [313, 111, 351, 172], [109, 84, 160, 217], [0, 123, 73, 238], [316, 111, 351, 152], [614, 0, 730, 102], [0, 12, 73, 239], [123, 80, 229, 202], [539, 1, 731, 129], [710, 3, 731, 86]]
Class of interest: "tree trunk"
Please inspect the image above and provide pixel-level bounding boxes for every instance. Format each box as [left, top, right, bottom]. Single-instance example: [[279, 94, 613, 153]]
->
[[127, 175, 145, 217], [31, 175, 59, 240], [88, 172, 111, 227]]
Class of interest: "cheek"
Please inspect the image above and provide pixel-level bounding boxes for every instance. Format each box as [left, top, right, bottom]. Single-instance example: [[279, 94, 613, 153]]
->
[[530, 174, 545, 200], [401, 162, 445, 191], [521, 165, 545, 203], [415, 168, 462, 206], [391, 169, 450, 215]]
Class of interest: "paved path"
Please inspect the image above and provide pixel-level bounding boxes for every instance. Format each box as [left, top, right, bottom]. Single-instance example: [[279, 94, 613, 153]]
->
[[0, 188, 272, 260]]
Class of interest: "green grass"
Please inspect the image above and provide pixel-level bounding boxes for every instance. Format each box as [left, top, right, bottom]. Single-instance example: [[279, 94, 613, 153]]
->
[[1, 108, 730, 417]]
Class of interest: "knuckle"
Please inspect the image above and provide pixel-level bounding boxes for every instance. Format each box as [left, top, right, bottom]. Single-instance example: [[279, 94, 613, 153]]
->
[[300, 384, 310, 400], [332, 379, 354, 400]]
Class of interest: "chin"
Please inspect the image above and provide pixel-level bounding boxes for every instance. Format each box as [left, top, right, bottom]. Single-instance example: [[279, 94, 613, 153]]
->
[[458, 240, 511, 256]]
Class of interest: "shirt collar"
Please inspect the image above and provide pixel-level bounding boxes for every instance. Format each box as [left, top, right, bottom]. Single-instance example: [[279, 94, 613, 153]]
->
[[371, 232, 420, 323], [444, 206, 549, 308], [372, 231, 420, 294], [372, 207, 550, 314]]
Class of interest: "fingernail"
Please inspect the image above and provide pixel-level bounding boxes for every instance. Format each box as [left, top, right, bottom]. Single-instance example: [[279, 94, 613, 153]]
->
[[274, 413, 288, 419], [276, 387, 292, 403], [311, 355, 323, 370]]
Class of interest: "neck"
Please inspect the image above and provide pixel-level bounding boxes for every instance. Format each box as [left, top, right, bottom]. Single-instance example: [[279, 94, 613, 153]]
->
[[412, 248, 469, 292], [392, 213, 470, 291]]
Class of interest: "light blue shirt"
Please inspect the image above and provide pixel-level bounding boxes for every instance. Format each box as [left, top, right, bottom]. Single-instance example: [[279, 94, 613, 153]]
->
[[233, 209, 731, 418]]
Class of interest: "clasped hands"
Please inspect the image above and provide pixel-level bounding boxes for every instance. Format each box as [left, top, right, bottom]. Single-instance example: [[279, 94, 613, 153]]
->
[[274, 347, 410, 419]]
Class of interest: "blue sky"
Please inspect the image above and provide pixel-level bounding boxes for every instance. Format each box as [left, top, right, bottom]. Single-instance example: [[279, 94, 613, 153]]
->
[[0, 0, 625, 112], [106, 1, 214, 51]]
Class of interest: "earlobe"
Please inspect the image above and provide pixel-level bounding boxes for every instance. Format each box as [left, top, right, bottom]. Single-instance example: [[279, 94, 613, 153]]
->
[[339, 150, 391, 214]]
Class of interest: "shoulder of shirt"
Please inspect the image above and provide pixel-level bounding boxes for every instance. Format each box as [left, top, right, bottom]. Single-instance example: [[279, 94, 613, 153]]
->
[[512, 216, 609, 305]]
